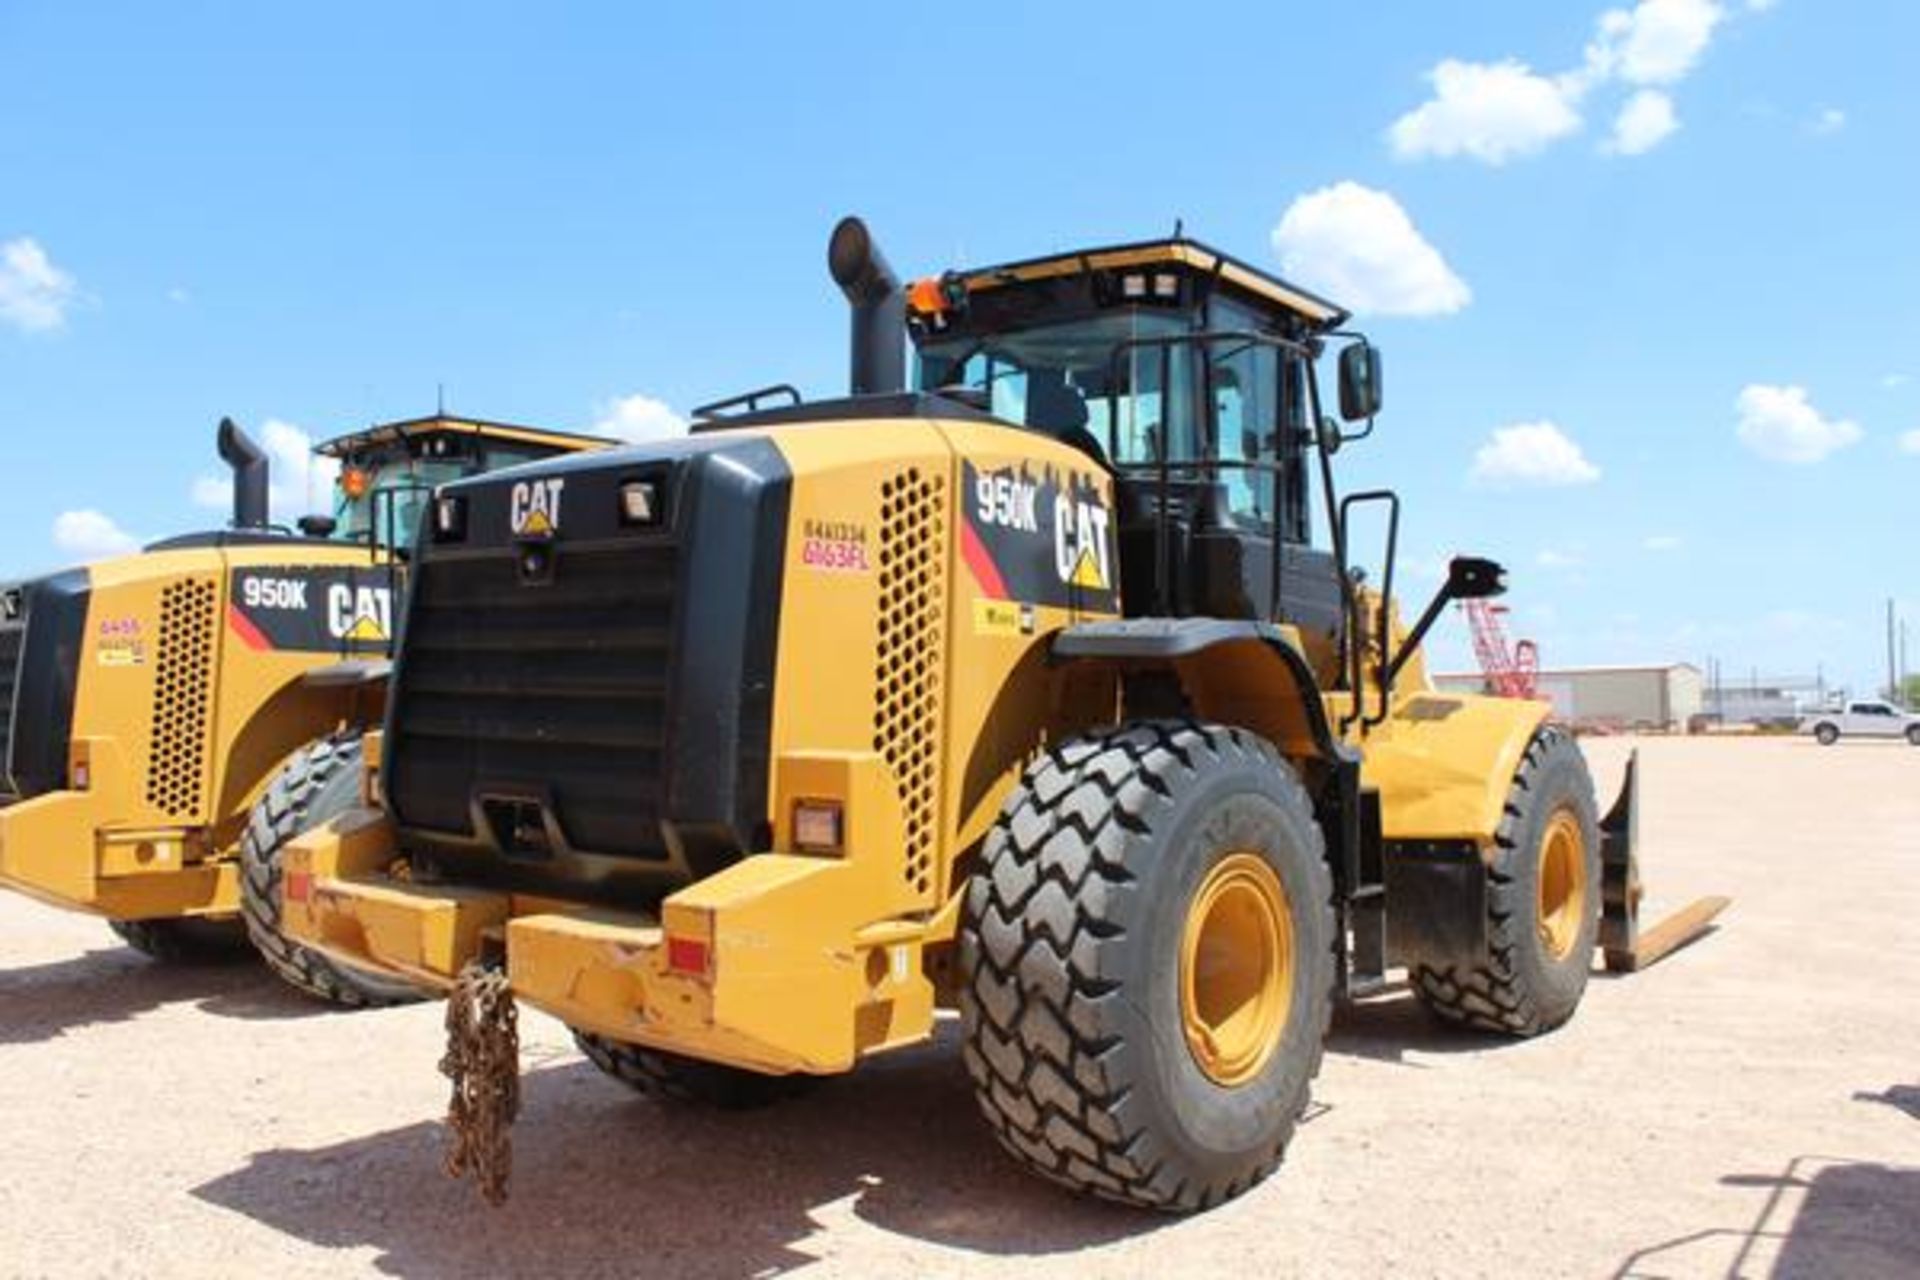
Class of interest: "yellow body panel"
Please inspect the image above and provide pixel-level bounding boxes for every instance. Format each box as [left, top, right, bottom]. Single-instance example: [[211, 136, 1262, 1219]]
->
[[0, 541, 391, 920], [1341, 690, 1548, 845]]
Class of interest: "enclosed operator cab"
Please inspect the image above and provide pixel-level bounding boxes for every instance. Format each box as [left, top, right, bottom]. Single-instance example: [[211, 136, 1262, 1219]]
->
[[903, 239, 1358, 683]]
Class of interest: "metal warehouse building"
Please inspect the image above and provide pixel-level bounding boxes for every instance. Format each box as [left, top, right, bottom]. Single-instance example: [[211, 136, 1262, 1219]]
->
[[1432, 664, 1705, 731]]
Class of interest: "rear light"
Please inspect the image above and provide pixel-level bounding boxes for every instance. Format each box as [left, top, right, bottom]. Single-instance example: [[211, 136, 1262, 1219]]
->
[[792, 799, 844, 854], [666, 935, 710, 978], [286, 870, 312, 904]]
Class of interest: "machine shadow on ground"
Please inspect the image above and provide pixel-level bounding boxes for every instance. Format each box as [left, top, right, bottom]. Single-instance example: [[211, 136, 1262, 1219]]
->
[[0, 940, 330, 1045], [1325, 983, 1491, 1065], [195, 1022, 1178, 1277], [1612, 1153, 1920, 1279]]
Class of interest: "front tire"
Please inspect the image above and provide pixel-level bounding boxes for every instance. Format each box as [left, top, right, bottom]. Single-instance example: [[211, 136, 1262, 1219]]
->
[[1814, 723, 1840, 746], [959, 720, 1334, 1212], [572, 1031, 812, 1109], [240, 734, 425, 1008], [1906, 725, 1920, 747], [1413, 727, 1601, 1036]]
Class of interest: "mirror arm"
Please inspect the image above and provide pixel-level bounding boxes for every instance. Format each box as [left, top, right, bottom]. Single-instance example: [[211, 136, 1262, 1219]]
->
[[1385, 586, 1455, 688]]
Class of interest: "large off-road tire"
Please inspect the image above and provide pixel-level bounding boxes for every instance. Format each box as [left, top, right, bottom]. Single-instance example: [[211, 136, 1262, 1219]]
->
[[1813, 722, 1840, 746], [571, 1030, 813, 1109], [959, 720, 1335, 1213], [1412, 726, 1601, 1037], [109, 916, 248, 962], [240, 734, 424, 1008]]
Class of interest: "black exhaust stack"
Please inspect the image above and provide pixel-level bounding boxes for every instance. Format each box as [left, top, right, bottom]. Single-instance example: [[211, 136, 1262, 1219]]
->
[[217, 417, 271, 530], [828, 216, 906, 396]]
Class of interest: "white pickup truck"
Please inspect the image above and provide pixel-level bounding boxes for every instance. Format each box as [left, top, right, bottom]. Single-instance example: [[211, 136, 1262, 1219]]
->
[[1802, 700, 1920, 745]]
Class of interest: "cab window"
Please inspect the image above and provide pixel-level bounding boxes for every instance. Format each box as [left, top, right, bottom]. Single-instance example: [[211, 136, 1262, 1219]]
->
[[1204, 300, 1310, 542]]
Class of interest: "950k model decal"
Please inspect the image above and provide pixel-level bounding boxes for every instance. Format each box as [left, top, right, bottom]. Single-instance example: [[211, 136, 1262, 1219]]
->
[[960, 460, 1116, 612], [227, 568, 395, 652]]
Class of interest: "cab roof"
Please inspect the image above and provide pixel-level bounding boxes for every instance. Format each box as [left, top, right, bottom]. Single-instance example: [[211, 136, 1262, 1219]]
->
[[314, 415, 614, 459], [942, 237, 1350, 330]]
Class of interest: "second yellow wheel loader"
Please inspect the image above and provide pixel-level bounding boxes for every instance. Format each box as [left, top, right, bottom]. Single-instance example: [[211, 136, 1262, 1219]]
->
[[282, 218, 1722, 1208], [0, 414, 605, 1005]]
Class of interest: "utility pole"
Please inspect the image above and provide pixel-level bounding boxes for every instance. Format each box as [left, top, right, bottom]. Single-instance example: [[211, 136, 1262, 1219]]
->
[[1890, 598, 1900, 702], [1902, 618, 1911, 708]]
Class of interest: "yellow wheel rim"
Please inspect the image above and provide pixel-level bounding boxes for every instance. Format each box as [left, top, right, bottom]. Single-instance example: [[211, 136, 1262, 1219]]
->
[[1536, 810, 1588, 961], [1179, 852, 1294, 1087]]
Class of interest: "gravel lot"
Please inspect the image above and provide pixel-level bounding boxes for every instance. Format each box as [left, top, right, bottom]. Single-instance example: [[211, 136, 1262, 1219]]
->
[[2, 736, 1916, 1279]]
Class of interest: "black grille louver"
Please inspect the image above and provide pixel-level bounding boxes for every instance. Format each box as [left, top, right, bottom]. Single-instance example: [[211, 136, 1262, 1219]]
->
[[393, 541, 680, 858], [383, 437, 791, 906]]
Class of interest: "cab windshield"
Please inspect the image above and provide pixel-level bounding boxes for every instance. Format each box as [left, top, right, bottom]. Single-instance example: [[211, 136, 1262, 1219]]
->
[[914, 305, 1311, 538], [328, 438, 561, 549], [915, 311, 1193, 464], [333, 460, 466, 549]]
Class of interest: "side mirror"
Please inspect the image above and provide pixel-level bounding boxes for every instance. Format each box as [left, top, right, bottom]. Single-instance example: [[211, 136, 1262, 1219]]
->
[[1316, 414, 1343, 457], [1446, 556, 1507, 600], [1338, 341, 1383, 422], [297, 514, 338, 538]]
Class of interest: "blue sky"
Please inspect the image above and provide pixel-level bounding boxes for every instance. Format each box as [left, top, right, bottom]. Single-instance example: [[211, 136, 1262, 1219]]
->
[[2, 1, 1914, 693]]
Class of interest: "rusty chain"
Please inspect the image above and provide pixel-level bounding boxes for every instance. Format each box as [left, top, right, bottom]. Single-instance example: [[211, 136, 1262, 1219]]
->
[[439, 962, 520, 1206]]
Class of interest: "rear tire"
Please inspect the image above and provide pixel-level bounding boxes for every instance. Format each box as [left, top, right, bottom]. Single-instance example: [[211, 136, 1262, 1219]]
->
[[1906, 725, 1920, 747], [572, 1030, 813, 1109], [959, 720, 1334, 1212], [1814, 723, 1840, 746], [240, 734, 425, 1008], [109, 916, 248, 962], [1413, 727, 1601, 1037]]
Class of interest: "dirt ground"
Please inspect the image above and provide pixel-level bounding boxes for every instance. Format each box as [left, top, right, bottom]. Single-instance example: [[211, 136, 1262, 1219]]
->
[[1, 736, 1916, 1279]]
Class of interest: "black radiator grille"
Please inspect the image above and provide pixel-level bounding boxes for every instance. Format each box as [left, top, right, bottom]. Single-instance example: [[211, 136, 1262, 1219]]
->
[[0, 591, 24, 794], [389, 541, 680, 860]]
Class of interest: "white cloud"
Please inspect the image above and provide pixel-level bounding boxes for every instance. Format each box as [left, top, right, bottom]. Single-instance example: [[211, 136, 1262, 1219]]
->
[[1735, 384, 1862, 463], [190, 418, 341, 523], [0, 237, 79, 333], [1387, 59, 1583, 165], [52, 510, 140, 560], [593, 393, 687, 443], [1898, 429, 1920, 455], [1884, 373, 1911, 389], [1808, 106, 1846, 136], [1643, 534, 1684, 551], [1589, 0, 1726, 86], [1470, 421, 1602, 487], [1270, 182, 1471, 318], [1392, 0, 1758, 165], [1607, 90, 1681, 154]]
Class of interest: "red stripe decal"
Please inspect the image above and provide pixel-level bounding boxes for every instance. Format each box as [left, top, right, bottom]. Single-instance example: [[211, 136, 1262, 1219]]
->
[[227, 603, 272, 651], [960, 517, 1008, 600]]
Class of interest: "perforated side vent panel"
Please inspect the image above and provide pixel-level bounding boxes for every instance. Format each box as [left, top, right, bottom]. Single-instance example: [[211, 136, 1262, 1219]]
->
[[873, 468, 947, 896], [145, 579, 216, 817]]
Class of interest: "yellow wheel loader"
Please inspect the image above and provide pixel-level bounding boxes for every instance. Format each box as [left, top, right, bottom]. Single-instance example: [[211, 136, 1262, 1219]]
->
[[281, 218, 1723, 1207], [0, 414, 605, 1004]]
